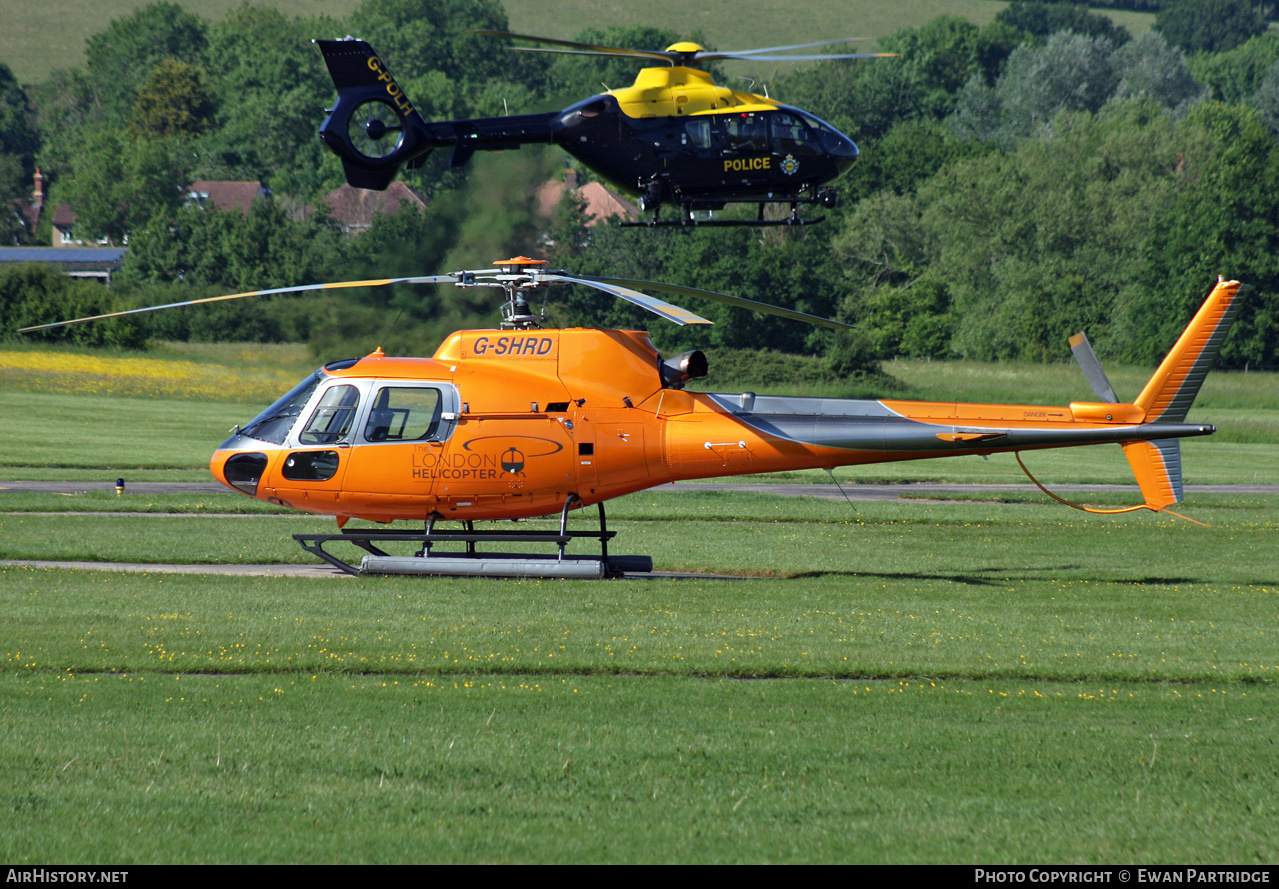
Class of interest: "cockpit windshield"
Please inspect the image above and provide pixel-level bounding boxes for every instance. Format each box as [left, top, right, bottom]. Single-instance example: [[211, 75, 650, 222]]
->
[[238, 370, 324, 445], [793, 109, 858, 158]]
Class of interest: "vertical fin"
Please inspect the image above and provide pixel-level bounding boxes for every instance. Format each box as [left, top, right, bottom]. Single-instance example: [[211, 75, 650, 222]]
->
[[1122, 439, 1182, 508], [1135, 279, 1247, 423]]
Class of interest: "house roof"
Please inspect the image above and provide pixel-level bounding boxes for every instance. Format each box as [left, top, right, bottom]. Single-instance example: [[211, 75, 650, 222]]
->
[[52, 203, 76, 228], [186, 181, 271, 214], [11, 198, 40, 231], [322, 182, 428, 230], [537, 171, 637, 224]]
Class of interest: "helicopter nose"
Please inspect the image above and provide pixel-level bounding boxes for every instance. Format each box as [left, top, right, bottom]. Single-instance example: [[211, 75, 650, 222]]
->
[[829, 133, 859, 160], [830, 132, 859, 176]]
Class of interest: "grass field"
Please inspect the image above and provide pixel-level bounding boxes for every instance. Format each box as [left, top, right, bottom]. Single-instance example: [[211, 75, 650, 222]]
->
[[0, 0, 1156, 86], [2, 494, 1277, 862], [1, 344, 1276, 863]]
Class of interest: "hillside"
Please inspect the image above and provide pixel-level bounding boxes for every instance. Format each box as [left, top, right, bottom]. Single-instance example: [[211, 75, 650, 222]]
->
[[0, 0, 1154, 85]]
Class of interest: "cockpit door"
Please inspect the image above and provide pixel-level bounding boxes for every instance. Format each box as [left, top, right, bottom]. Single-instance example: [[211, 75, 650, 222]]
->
[[268, 380, 366, 508]]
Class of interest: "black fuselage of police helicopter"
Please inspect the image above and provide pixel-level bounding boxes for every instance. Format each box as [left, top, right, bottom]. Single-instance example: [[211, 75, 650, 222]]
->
[[316, 39, 858, 218]]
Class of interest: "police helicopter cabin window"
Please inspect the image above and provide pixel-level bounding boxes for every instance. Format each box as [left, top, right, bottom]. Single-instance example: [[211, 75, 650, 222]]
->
[[363, 387, 443, 442], [298, 385, 360, 445], [684, 120, 713, 149], [723, 114, 768, 151]]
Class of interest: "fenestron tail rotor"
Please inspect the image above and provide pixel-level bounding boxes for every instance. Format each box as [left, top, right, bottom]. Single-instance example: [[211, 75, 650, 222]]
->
[[347, 100, 406, 159], [18, 257, 851, 335]]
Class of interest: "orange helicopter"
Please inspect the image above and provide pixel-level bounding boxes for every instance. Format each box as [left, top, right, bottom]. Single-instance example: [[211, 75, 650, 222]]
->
[[20, 260, 1245, 577]]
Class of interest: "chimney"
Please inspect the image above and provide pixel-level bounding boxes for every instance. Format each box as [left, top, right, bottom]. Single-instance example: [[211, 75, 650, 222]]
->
[[565, 168, 579, 190], [31, 168, 44, 213]]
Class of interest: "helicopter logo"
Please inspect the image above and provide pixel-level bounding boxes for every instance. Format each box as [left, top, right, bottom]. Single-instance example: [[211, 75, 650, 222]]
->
[[501, 447, 525, 475]]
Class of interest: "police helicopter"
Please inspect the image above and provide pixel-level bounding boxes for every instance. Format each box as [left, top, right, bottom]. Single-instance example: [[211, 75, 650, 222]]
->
[[20, 260, 1245, 578], [316, 31, 895, 226]]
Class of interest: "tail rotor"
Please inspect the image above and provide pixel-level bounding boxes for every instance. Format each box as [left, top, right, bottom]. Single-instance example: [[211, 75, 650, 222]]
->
[[315, 39, 435, 190]]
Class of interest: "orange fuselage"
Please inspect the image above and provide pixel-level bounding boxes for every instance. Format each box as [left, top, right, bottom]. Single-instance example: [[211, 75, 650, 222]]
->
[[210, 327, 1209, 524]]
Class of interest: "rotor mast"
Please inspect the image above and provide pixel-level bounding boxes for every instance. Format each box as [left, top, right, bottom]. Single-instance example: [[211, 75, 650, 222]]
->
[[474, 256, 554, 329]]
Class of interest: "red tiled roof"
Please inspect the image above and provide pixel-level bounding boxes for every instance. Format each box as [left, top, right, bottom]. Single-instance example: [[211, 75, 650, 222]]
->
[[11, 198, 40, 230], [186, 181, 270, 214], [52, 203, 76, 227], [537, 173, 637, 225], [322, 182, 428, 230]]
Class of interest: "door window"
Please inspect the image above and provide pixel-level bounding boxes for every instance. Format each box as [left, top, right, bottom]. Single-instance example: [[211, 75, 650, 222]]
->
[[363, 387, 445, 442], [298, 384, 361, 445]]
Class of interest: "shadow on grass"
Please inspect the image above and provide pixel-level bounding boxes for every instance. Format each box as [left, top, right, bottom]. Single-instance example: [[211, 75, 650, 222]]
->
[[787, 567, 1207, 586]]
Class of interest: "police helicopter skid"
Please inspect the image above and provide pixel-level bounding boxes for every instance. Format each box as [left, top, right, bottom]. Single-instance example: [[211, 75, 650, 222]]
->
[[20, 261, 1245, 578], [316, 31, 896, 226]]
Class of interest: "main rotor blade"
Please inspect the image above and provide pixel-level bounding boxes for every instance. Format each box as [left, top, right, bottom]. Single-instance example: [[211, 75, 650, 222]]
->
[[716, 38, 871, 56], [542, 274, 713, 326], [17, 275, 462, 333], [471, 30, 675, 63], [579, 275, 852, 330], [504, 47, 673, 61], [710, 51, 898, 62]]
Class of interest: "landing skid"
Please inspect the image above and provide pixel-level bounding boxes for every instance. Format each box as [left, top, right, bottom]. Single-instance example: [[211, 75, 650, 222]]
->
[[293, 497, 652, 578]]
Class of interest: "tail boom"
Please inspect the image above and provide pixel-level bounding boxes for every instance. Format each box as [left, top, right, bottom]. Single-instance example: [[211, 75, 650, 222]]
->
[[316, 38, 558, 190]]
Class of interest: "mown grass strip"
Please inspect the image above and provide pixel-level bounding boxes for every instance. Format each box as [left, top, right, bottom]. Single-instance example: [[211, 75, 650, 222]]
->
[[1, 670, 1272, 864]]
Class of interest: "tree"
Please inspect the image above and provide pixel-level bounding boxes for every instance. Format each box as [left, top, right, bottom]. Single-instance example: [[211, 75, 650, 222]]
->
[[29, 69, 100, 172], [57, 129, 190, 245], [198, 4, 344, 198], [0, 263, 145, 347], [84, 2, 208, 124], [995, 2, 1132, 46], [1116, 102, 1279, 367], [854, 102, 1197, 361], [130, 59, 215, 139], [1189, 31, 1279, 103], [1154, 0, 1266, 55], [122, 199, 344, 292], [347, 0, 549, 114], [0, 64, 39, 169], [847, 117, 996, 202], [950, 32, 1118, 147], [776, 17, 1023, 143], [0, 63, 39, 243], [1110, 30, 1203, 109], [1250, 61, 1279, 131]]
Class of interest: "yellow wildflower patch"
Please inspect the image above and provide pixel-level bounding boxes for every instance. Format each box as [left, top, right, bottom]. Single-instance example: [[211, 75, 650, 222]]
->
[[0, 349, 307, 402]]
